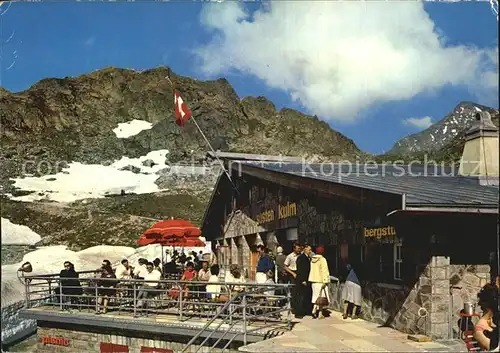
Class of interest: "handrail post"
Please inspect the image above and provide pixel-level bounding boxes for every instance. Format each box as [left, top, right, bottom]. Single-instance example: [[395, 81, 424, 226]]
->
[[24, 276, 30, 309], [59, 280, 64, 310], [229, 290, 233, 325], [286, 285, 292, 330], [179, 282, 183, 321], [95, 280, 99, 313], [133, 282, 137, 317], [242, 293, 247, 346], [48, 280, 52, 304]]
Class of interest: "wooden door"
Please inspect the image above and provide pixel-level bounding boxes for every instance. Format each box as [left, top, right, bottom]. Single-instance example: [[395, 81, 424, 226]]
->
[[249, 251, 259, 281]]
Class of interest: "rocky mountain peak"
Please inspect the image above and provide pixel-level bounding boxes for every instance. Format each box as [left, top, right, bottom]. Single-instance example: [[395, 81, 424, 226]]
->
[[389, 101, 499, 155]]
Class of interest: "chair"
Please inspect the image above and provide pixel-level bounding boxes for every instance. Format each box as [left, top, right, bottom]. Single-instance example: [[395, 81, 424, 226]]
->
[[459, 313, 481, 352]]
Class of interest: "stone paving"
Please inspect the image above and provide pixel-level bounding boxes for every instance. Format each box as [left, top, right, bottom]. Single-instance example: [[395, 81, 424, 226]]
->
[[239, 311, 468, 352]]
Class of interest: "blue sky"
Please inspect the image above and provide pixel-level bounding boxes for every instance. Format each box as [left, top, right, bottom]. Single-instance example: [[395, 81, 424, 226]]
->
[[0, 1, 498, 154]]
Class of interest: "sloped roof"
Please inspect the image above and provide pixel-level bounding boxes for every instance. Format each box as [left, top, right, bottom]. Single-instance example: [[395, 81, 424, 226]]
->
[[236, 162, 499, 208], [206, 151, 303, 163]]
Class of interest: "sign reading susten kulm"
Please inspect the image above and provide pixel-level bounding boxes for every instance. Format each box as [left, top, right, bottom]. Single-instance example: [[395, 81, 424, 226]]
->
[[255, 202, 297, 224]]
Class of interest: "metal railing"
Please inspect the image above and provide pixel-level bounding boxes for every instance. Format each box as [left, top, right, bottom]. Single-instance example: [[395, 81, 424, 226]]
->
[[22, 271, 293, 350]]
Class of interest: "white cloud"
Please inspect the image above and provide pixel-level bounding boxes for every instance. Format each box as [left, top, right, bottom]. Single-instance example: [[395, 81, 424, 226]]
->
[[403, 116, 433, 129], [195, 2, 499, 122]]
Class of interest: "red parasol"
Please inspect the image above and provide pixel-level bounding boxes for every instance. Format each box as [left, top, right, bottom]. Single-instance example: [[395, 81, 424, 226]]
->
[[136, 219, 203, 246], [161, 236, 205, 248], [136, 237, 157, 246]]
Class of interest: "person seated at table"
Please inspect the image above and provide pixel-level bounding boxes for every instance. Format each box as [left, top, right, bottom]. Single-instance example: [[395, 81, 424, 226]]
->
[[96, 260, 117, 314], [198, 261, 211, 281], [115, 259, 135, 297], [206, 264, 221, 300], [474, 283, 498, 350], [115, 259, 133, 280], [153, 258, 163, 275], [181, 262, 198, 281], [134, 258, 149, 280], [196, 261, 211, 297], [181, 262, 198, 297], [136, 262, 162, 308], [263, 270, 276, 296], [225, 264, 246, 293]]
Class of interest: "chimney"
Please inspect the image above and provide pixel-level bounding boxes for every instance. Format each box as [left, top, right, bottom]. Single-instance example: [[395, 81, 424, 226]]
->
[[458, 111, 499, 185]]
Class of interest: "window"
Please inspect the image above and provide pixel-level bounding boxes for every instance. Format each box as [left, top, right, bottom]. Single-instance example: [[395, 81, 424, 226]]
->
[[237, 187, 249, 208], [258, 187, 266, 200], [340, 243, 348, 264], [379, 244, 394, 281], [394, 242, 403, 280]]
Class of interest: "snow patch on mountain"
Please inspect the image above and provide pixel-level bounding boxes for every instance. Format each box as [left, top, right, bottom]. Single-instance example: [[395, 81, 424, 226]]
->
[[1, 218, 42, 245], [9, 150, 170, 203], [113, 119, 153, 138]]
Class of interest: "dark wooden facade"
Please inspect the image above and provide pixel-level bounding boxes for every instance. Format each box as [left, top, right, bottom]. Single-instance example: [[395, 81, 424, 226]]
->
[[202, 163, 498, 338], [203, 166, 498, 285]]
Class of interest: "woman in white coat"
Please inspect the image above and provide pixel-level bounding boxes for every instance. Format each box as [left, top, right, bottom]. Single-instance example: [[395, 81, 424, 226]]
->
[[308, 245, 330, 319]]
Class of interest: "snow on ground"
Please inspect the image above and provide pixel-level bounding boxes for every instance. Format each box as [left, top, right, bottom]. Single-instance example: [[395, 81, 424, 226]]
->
[[1, 243, 212, 343], [9, 150, 170, 203], [1, 242, 211, 308], [166, 165, 212, 176], [1, 245, 134, 307], [112, 119, 153, 138], [0, 245, 133, 344], [1, 218, 42, 245]]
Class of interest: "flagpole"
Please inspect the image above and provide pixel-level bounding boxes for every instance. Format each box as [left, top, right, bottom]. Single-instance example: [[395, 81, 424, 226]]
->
[[164, 72, 238, 193], [190, 115, 237, 186]]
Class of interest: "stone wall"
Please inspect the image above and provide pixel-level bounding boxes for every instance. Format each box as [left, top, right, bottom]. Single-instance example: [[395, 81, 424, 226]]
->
[[327, 256, 488, 340], [449, 264, 490, 337], [428, 256, 450, 339], [328, 280, 430, 336], [35, 326, 241, 353]]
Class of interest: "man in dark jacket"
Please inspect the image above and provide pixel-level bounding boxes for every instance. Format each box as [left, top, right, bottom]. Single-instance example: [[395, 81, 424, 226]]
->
[[57, 261, 82, 309], [294, 244, 313, 318]]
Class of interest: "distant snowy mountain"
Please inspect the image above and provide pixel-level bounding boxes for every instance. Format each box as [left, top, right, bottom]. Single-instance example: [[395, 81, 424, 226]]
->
[[389, 102, 499, 155]]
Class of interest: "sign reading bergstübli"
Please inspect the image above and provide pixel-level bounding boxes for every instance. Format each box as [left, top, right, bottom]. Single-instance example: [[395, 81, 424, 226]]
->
[[255, 202, 297, 224], [364, 226, 396, 239]]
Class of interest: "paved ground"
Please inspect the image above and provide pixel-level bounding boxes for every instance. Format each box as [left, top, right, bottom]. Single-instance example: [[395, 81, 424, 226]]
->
[[240, 311, 467, 352]]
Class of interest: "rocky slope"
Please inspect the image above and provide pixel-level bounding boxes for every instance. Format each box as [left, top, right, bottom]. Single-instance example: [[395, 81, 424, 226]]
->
[[0, 67, 362, 250], [0, 66, 361, 190], [388, 102, 499, 155]]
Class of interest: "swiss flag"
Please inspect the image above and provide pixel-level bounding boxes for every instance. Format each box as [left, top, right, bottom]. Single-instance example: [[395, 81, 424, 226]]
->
[[174, 90, 192, 127]]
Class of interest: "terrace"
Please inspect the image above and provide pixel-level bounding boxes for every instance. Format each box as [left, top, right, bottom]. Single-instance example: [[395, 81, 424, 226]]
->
[[20, 271, 293, 352]]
